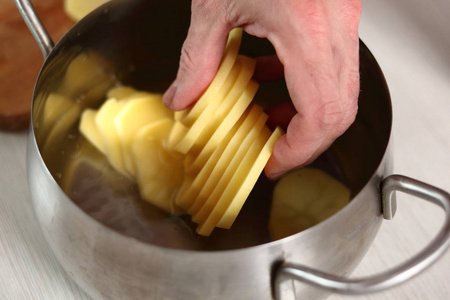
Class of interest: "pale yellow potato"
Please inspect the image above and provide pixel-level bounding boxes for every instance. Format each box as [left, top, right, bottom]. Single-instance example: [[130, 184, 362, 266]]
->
[[131, 120, 184, 214], [131, 119, 178, 186], [217, 127, 284, 229], [106, 85, 139, 100], [186, 79, 259, 175], [176, 109, 246, 211], [79, 109, 104, 154], [95, 98, 130, 177], [43, 104, 81, 154], [189, 105, 267, 217], [140, 181, 183, 215], [195, 134, 267, 235], [170, 59, 241, 155], [196, 127, 283, 236], [115, 95, 172, 175], [167, 121, 188, 150], [64, 0, 109, 21], [269, 168, 350, 241], [38, 93, 73, 145], [60, 51, 115, 108], [175, 28, 243, 125], [174, 116, 241, 210]]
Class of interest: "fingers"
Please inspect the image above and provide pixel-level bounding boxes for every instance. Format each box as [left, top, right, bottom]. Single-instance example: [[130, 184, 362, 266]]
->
[[163, 1, 230, 110], [164, 0, 362, 178]]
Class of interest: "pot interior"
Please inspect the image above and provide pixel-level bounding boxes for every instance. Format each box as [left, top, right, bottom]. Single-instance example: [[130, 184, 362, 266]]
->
[[31, 0, 392, 251]]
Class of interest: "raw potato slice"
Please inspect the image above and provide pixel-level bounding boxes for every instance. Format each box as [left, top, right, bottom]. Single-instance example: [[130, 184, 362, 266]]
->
[[174, 114, 243, 210], [189, 106, 267, 217], [176, 106, 251, 211], [79, 109, 104, 154], [170, 58, 241, 154], [43, 104, 81, 153], [95, 98, 130, 177], [195, 128, 276, 236], [132, 120, 184, 214], [269, 168, 350, 240], [217, 127, 284, 229], [115, 96, 172, 175], [175, 28, 243, 124], [167, 121, 189, 150], [140, 181, 182, 215], [193, 128, 269, 228], [132, 119, 177, 186], [38, 93, 73, 146], [61, 51, 115, 108], [107, 85, 140, 100], [186, 79, 258, 175]]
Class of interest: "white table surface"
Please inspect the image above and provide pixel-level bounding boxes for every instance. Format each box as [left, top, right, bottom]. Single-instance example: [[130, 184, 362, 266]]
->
[[1, 0, 449, 299]]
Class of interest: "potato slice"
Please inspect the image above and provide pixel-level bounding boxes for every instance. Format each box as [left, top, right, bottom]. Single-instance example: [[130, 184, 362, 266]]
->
[[61, 51, 115, 108], [79, 109, 104, 154], [38, 93, 74, 146], [132, 120, 184, 214], [174, 114, 242, 210], [216, 127, 284, 229], [196, 127, 283, 236], [131, 119, 177, 186], [189, 105, 267, 217], [170, 57, 241, 154], [107, 85, 139, 100], [115, 95, 172, 175], [175, 104, 255, 211], [186, 79, 258, 175], [140, 180, 183, 215], [43, 104, 81, 154], [167, 121, 188, 150], [174, 28, 243, 125], [95, 98, 130, 177], [269, 168, 350, 240]]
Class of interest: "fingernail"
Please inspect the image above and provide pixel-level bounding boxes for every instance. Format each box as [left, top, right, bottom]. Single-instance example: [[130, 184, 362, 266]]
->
[[163, 83, 177, 109]]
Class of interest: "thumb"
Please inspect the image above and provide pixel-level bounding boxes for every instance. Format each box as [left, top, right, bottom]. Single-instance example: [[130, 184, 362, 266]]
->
[[163, 2, 230, 110]]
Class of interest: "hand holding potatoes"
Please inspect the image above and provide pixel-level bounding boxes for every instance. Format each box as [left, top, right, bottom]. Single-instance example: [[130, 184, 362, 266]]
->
[[80, 29, 283, 236], [163, 0, 361, 178]]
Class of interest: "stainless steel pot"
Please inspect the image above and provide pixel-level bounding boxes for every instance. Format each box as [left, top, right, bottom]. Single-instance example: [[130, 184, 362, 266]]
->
[[16, 0, 450, 299]]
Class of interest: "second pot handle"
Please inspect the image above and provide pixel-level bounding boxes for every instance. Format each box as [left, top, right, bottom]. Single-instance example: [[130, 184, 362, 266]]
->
[[273, 174, 450, 299], [15, 0, 54, 58]]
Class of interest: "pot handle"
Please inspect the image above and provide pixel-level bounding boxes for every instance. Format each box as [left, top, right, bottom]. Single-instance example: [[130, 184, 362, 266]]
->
[[14, 0, 54, 58], [273, 174, 450, 299]]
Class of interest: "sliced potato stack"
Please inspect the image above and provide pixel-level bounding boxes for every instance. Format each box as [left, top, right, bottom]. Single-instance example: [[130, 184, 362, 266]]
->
[[168, 28, 283, 236], [79, 87, 183, 214], [79, 28, 283, 236]]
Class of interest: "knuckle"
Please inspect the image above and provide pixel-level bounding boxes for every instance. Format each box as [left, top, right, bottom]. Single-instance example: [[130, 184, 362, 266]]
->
[[341, 99, 358, 130], [179, 42, 198, 75], [192, 0, 225, 20], [341, 0, 362, 35], [313, 99, 345, 131], [347, 69, 361, 99]]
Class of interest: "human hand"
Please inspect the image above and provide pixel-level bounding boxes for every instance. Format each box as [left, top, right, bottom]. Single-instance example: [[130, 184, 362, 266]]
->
[[163, 0, 361, 178]]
